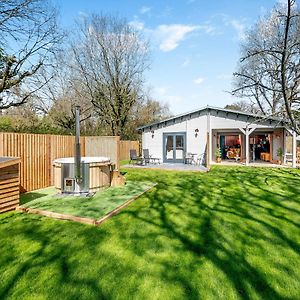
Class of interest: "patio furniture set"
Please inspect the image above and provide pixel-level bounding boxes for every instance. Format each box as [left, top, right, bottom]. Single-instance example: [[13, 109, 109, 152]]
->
[[129, 149, 205, 166], [130, 149, 161, 165], [184, 152, 205, 165]]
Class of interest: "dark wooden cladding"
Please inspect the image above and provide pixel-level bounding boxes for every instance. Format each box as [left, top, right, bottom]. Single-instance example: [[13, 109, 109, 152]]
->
[[0, 157, 20, 213]]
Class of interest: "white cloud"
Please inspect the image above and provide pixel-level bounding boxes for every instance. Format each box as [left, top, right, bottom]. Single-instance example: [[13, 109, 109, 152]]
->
[[229, 19, 246, 40], [156, 24, 198, 52], [154, 86, 183, 104], [194, 77, 204, 85], [129, 18, 216, 52], [198, 24, 216, 35], [218, 14, 247, 41], [129, 19, 145, 30], [78, 11, 88, 20], [140, 6, 152, 14]]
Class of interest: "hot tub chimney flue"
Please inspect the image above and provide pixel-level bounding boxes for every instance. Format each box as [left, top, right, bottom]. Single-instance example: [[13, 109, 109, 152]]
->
[[75, 105, 82, 183]]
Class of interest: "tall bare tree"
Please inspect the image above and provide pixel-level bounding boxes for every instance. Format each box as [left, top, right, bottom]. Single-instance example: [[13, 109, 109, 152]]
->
[[232, 0, 300, 133], [47, 95, 92, 134], [0, 0, 61, 109], [124, 95, 171, 139], [224, 100, 261, 114], [70, 14, 150, 137]]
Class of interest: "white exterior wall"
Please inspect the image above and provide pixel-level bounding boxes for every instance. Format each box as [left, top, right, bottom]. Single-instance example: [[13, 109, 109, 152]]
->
[[186, 116, 208, 156], [142, 115, 208, 160], [142, 112, 278, 162], [142, 129, 163, 159], [142, 123, 186, 160]]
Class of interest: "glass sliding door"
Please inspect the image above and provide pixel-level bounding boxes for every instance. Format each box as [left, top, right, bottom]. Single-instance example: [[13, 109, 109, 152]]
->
[[163, 132, 186, 163]]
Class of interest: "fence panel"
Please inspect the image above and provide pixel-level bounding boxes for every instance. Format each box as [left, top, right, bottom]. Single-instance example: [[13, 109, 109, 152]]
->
[[119, 140, 140, 160], [0, 132, 116, 193], [84, 136, 120, 169], [0, 133, 51, 192]]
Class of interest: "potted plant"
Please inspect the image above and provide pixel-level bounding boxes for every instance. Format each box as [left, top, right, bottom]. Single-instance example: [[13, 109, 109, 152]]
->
[[215, 147, 222, 163], [277, 147, 283, 164]]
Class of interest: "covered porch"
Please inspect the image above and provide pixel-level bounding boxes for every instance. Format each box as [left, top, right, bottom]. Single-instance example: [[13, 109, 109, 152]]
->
[[210, 127, 300, 167]]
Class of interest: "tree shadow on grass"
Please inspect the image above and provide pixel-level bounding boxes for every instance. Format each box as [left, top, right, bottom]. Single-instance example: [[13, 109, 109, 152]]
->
[[116, 167, 300, 299], [0, 214, 109, 299], [20, 192, 50, 205], [1, 167, 300, 299]]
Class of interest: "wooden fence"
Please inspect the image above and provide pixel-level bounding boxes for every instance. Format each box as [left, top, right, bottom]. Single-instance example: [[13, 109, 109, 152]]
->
[[119, 140, 140, 160], [85, 136, 120, 169], [0, 132, 126, 193]]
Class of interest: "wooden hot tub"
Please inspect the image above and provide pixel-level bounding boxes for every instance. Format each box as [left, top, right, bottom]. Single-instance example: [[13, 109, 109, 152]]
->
[[53, 157, 111, 194]]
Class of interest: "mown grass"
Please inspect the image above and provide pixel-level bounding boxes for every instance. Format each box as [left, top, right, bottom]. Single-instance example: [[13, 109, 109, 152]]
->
[[0, 166, 300, 299], [20, 181, 155, 220], [120, 159, 130, 166]]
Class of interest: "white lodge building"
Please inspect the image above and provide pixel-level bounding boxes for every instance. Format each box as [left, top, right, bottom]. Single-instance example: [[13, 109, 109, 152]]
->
[[138, 106, 299, 167]]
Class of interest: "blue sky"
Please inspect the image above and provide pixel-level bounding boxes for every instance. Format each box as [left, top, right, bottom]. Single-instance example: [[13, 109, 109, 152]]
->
[[54, 0, 279, 115]]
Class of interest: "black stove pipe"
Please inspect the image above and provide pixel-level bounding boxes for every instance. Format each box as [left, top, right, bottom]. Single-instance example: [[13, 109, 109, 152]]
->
[[75, 106, 82, 183]]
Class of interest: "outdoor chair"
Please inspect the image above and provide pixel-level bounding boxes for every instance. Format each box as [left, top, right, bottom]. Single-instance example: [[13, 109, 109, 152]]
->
[[184, 152, 193, 164], [129, 149, 143, 165], [196, 153, 205, 165], [284, 152, 293, 164], [143, 149, 160, 164], [226, 148, 241, 162]]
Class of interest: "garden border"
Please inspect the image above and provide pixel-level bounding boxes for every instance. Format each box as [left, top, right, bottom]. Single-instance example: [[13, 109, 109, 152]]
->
[[16, 183, 157, 226]]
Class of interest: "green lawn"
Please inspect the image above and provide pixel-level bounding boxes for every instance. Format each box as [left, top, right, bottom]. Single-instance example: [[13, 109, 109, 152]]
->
[[20, 181, 155, 220], [1, 166, 300, 299]]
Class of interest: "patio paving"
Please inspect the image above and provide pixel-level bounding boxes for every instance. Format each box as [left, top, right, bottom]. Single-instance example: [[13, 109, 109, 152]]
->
[[122, 163, 208, 172], [211, 160, 291, 168], [123, 161, 295, 171]]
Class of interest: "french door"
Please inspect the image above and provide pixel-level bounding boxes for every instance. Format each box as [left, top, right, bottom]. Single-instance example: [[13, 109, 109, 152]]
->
[[163, 132, 186, 163]]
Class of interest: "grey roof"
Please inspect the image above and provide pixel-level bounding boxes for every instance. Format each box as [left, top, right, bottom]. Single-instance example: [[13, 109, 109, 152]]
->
[[137, 105, 286, 131]]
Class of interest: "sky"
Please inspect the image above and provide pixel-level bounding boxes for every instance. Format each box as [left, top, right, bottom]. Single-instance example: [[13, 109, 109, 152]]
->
[[54, 0, 281, 115]]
